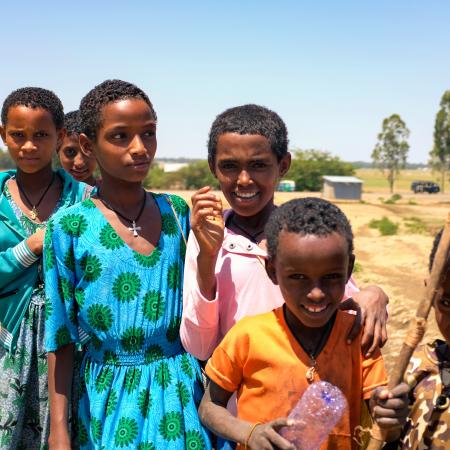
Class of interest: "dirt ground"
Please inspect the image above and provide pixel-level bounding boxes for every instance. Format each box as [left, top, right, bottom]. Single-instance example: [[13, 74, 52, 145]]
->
[[169, 189, 450, 375]]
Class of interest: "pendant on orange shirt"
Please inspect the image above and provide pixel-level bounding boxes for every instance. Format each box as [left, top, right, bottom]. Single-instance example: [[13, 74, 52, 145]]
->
[[306, 358, 317, 383]]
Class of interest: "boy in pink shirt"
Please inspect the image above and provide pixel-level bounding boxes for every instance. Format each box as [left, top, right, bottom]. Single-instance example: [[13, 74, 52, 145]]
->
[[181, 104, 388, 362]]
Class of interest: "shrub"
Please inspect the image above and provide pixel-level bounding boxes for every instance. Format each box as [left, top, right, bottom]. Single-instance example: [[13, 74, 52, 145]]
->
[[369, 217, 398, 236]]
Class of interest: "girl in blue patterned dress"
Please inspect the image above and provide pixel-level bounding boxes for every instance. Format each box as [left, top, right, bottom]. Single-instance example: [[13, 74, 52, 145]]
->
[[44, 80, 211, 450]]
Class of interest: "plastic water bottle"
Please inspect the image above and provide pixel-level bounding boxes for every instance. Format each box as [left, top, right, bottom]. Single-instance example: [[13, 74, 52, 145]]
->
[[279, 381, 348, 450]]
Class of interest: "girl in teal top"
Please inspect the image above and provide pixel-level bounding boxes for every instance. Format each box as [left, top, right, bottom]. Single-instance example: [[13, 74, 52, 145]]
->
[[0, 88, 90, 449]]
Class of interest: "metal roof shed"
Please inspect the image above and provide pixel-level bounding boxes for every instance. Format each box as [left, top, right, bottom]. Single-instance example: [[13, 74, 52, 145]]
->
[[322, 176, 363, 200]]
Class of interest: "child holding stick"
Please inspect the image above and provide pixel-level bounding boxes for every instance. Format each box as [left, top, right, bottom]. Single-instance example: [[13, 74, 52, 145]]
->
[[199, 198, 409, 449], [387, 230, 450, 449]]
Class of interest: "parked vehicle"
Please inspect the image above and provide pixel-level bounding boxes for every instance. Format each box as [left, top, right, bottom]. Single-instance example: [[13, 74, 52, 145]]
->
[[411, 180, 440, 194]]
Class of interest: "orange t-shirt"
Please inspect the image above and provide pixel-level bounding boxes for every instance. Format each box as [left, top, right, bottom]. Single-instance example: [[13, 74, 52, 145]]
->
[[206, 307, 388, 450]]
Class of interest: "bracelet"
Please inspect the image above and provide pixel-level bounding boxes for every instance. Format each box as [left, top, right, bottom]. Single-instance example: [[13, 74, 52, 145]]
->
[[244, 422, 261, 450]]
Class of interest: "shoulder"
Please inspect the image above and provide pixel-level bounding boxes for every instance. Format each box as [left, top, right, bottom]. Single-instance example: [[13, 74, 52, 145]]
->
[[50, 200, 94, 234], [230, 309, 281, 338], [159, 193, 190, 218]]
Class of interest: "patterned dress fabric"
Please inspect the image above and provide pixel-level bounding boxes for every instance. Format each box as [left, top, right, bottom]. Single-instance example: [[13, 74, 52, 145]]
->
[[44, 195, 211, 450], [400, 341, 450, 449], [0, 183, 57, 450]]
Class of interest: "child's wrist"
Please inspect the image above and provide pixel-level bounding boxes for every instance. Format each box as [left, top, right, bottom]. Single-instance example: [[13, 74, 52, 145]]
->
[[244, 422, 261, 449]]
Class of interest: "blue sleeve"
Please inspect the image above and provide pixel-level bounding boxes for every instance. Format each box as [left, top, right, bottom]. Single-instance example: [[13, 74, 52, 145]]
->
[[44, 217, 80, 352]]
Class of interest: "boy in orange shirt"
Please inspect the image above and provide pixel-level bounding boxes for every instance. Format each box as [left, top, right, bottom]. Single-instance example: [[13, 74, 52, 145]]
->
[[200, 197, 409, 449]]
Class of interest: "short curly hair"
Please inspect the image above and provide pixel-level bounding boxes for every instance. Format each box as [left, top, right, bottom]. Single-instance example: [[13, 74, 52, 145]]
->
[[207, 104, 289, 164], [79, 79, 157, 140], [266, 197, 354, 259], [64, 110, 82, 136], [1, 87, 64, 129]]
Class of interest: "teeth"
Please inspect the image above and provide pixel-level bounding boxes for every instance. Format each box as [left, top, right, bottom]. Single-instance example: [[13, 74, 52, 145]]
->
[[304, 305, 327, 313], [234, 192, 258, 198]]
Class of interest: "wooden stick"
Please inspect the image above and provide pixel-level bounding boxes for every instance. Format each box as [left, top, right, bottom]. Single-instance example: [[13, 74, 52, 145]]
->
[[366, 212, 450, 450]]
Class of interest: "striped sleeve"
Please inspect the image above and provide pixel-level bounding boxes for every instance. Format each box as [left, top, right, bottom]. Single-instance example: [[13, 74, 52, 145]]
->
[[12, 240, 39, 268]]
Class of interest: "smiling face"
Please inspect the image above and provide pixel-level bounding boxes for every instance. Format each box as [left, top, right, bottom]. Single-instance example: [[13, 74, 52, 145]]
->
[[0, 105, 63, 173], [211, 133, 290, 217], [59, 133, 97, 183], [435, 264, 450, 344], [80, 98, 156, 183], [267, 230, 353, 329]]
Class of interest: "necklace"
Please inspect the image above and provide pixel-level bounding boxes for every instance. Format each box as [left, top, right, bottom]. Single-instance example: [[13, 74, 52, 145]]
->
[[99, 190, 147, 238], [229, 214, 265, 243], [284, 306, 336, 383], [15, 173, 56, 221]]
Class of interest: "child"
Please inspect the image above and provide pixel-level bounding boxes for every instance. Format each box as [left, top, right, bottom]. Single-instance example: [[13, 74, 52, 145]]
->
[[181, 104, 389, 363], [44, 79, 211, 449], [58, 110, 98, 186], [199, 197, 409, 449], [391, 229, 450, 449], [0, 87, 90, 449]]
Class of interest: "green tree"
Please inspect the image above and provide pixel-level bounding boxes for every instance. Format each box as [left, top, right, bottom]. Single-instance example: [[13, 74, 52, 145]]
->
[[286, 149, 355, 191], [144, 164, 173, 189], [371, 114, 410, 193], [429, 90, 450, 192], [174, 161, 219, 190], [0, 147, 14, 169]]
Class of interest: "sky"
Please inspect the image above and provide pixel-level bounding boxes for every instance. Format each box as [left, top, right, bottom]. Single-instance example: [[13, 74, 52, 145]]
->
[[1, 0, 449, 163]]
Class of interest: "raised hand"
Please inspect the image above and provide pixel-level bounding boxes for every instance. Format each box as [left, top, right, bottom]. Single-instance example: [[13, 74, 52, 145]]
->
[[191, 186, 224, 258]]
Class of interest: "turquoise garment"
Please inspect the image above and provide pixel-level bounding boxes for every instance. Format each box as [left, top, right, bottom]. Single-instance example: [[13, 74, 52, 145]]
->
[[44, 195, 211, 450], [0, 169, 90, 352]]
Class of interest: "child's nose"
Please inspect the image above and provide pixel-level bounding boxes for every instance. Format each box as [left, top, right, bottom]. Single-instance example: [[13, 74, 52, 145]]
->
[[237, 169, 252, 185], [22, 140, 36, 152], [129, 135, 146, 155], [73, 153, 85, 168], [307, 286, 326, 301]]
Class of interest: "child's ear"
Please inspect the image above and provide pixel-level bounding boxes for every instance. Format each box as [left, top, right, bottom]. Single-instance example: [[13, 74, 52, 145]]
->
[[265, 258, 279, 285], [79, 133, 94, 158], [208, 158, 217, 178], [56, 128, 67, 152], [278, 152, 291, 178], [347, 254, 355, 280], [0, 125, 6, 144]]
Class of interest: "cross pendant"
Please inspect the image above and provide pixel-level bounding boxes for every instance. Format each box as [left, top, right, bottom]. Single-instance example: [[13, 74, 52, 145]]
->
[[128, 221, 142, 238]]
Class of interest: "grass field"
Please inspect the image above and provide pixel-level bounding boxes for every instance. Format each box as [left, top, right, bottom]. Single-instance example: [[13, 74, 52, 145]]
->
[[356, 168, 441, 193]]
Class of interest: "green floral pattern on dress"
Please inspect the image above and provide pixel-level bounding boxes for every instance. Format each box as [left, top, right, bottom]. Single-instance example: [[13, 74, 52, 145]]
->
[[176, 381, 190, 408], [114, 417, 138, 447], [95, 367, 113, 393], [168, 195, 189, 217], [45, 246, 55, 270], [167, 262, 181, 291], [144, 344, 164, 363], [166, 316, 181, 343], [185, 430, 206, 449], [58, 277, 73, 303], [161, 213, 178, 237], [133, 247, 161, 268], [112, 272, 141, 302], [74, 287, 86, 307], [156, 362, 172, 389], [55, 325, 71, 347], [87, 304, 113, 332], [99, 223, 124, 250], [124, 367, 142, 394], [159, 411, 184, 441], [121, 326, 145, 353], [106, 390, 118, 417], [142, 291, 165, 321], [137, 388, 152, 418], [80, 254, 103, 282], [60, 213, 87, 237], [63, 247, 75, 271], [91, 416, 103, 443], [137, 443, 156, 450]]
